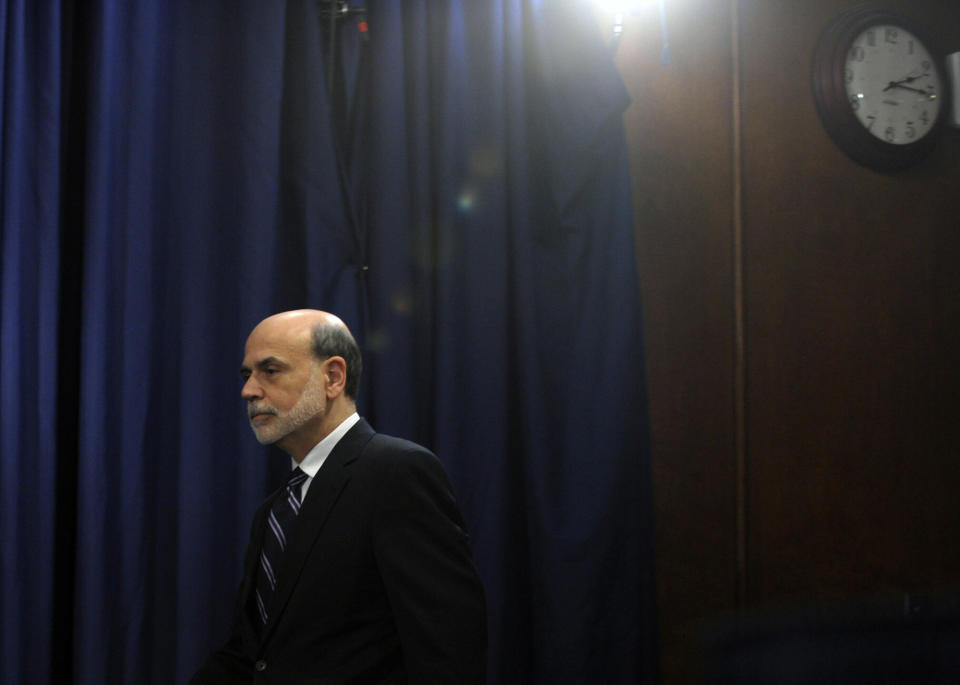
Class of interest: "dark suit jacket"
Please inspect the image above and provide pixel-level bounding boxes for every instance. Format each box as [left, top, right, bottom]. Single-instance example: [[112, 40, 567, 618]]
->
[[191, 419, 487, 684]]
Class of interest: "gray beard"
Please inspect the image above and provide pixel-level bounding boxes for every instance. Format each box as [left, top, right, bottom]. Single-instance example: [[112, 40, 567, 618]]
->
[[250, 367, 325, 445]]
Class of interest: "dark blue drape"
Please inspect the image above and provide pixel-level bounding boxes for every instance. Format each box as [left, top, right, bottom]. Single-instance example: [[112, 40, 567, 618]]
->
[[0, 1, 655, 683]]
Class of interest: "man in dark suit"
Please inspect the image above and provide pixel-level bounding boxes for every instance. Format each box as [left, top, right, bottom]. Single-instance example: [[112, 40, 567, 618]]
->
[[191, 310, 487, 684]]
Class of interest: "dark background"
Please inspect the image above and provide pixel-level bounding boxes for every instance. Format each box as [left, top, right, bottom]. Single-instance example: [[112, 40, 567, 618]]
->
[[5, 0, 960, 683]]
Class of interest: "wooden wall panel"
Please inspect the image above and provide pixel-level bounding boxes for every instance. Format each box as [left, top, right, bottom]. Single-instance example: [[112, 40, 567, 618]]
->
[[613, 2, 739, 683], [739, 0, 960, 607], [614, 1, 960, 683]]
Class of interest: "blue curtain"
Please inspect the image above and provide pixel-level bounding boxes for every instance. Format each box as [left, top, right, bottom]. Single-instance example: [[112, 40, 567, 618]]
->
[[0, 1, 655, 683]]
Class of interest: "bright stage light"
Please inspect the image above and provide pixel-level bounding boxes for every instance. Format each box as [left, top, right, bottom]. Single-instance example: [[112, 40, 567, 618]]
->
[[593, 0, 648, 14]]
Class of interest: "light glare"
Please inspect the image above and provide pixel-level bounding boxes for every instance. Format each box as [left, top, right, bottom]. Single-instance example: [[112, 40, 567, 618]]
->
[[595, 1, 645, 14]]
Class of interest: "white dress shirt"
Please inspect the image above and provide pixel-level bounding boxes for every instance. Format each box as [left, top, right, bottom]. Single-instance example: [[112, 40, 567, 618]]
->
[[292, 412, 360, 500]]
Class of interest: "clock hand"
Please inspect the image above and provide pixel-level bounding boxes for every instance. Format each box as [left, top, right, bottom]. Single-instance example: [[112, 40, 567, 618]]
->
[[890, 83, 931, 95], [883, 73, 930, 91]]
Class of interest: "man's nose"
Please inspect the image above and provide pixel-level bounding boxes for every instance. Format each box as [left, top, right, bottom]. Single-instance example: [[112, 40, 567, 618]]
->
[[241, 376, 263, 400]]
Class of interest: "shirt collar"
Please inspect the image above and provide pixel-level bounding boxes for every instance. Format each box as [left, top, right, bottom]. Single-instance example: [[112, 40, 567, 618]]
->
[[293, 412, 361, 478]]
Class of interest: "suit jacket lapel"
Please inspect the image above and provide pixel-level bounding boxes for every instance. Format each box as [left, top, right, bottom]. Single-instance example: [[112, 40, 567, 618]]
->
[[259, 418, 376, 645]]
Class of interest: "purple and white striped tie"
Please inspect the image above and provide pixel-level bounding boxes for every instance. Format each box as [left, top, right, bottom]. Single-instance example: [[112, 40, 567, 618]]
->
[[254, 467, 308, 626]]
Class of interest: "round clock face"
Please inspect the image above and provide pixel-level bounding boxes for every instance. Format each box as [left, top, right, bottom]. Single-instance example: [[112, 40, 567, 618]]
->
[[844, 25, 943, 145]]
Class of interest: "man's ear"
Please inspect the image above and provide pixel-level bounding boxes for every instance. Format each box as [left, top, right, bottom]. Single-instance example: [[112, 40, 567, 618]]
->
[[323, 356, 347, 398]]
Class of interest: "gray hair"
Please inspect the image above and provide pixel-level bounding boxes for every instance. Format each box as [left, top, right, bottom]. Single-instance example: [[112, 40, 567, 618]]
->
[[311, 322, 362, 400]]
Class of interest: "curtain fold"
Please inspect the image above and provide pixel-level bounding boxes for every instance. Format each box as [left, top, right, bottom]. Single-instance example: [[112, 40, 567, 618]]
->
[[0, 1, 656, 683], [1, 2, 63, 683]]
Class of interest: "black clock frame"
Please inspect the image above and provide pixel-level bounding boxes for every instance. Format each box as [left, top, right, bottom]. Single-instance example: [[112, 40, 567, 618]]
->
[[812, 4, 948, 172]]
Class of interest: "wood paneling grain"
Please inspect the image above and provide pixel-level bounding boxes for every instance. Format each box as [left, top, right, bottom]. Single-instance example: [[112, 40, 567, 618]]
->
[[615, 1, 960, 682], [740, 0, 960, 607]]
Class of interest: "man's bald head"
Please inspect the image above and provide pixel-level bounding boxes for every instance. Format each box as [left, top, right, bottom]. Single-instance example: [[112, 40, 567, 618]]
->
[[248, 310, 362, 400]]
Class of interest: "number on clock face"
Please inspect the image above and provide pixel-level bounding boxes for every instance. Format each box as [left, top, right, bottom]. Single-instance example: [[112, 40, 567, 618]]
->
[[844, 25, 942, 144]]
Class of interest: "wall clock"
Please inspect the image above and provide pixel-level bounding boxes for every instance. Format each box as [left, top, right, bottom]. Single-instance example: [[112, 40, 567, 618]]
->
[[812, 4, 947, 172]]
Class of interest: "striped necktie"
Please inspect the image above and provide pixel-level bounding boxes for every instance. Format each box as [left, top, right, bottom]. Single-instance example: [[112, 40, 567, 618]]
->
[[254, 467, 309, 626]]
